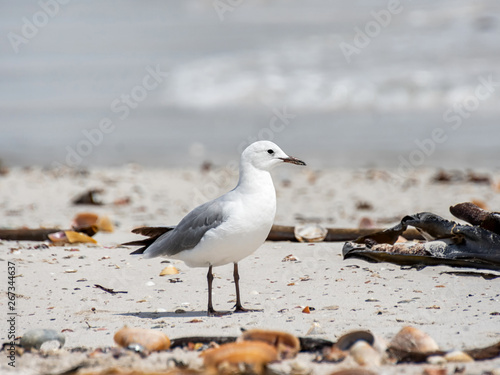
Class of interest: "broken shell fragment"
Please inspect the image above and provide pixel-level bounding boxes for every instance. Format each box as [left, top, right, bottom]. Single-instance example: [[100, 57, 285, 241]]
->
[[444, 350, 474, 363], [322, 345, 348, 362], [426, 355, 447, 365], [389, 326, 439, 353], [294, 224, 328, 242], [350, 340, 382, 367], [65, 231, 98, 244], [423, 367, 448, 375], [72, 212, 114, 232], [48, 230, 97, 244], [239, 329, 300, 359], [201, 341, 278, 372], [159, 266, 180, 276], [20, 329, 65, 351], [328, 370, 378, 375], [306, 321, 325, 336], [335, 330, 375, 351], [114, 326, 171, 352], [48, 231, 68, 243]]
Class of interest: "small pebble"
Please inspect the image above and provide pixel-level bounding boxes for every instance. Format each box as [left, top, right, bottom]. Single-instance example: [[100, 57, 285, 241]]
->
[[444, 350, 474, 363], [427, 355, 447, 365]]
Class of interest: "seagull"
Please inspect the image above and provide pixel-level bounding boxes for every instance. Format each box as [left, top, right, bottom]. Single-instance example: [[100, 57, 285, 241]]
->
[[123, 141, 306, 316]]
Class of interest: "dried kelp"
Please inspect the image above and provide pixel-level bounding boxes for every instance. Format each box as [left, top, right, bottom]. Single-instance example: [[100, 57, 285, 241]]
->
[[343, 205, 500, 271], [450, 202, 500, 235]]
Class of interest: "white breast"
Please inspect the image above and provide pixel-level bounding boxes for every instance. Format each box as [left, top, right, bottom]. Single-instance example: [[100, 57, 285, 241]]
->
[[173, 170, 277, 268]]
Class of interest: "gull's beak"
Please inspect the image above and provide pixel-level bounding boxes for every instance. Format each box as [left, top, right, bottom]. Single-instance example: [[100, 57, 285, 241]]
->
[[280, 156, 306, 166]]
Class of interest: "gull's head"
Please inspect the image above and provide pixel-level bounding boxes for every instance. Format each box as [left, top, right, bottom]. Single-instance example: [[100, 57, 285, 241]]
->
[[241, 141, 306, 171]]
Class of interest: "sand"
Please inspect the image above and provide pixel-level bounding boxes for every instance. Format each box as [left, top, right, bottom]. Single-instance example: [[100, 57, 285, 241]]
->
[[1, 165, 500, 374]]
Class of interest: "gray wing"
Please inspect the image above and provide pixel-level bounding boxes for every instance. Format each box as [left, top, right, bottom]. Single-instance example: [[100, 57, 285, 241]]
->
[[142, 199, 226, 259]]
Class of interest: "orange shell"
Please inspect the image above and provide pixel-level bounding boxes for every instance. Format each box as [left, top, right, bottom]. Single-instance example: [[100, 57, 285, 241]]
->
[[201, 341, 278, 369], [114, 327, 171, 352], [96, 215, 114, 232], [72, 212, 114, 232], [64, 231, 98, 244], [77, 367, 202, 375], [71, 212, 115, 232], [328, 369, 378, 375], [239, 329, 300, 359], [159, 266, 180, 276], [72, 212, 99, 228]]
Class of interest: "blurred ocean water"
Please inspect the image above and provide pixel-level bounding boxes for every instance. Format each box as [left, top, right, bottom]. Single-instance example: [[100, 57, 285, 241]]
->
[[0, 0, 499, 169]]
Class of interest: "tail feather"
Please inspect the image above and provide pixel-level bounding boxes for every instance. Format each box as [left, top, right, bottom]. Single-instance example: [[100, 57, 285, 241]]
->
[[132, 226, 174, 237], [122, 226, 175, 255], [130, 246, 150, 255]]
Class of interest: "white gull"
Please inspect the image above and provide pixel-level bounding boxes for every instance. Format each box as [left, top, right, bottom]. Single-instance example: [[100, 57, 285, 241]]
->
[[124, 140, 306, 316]]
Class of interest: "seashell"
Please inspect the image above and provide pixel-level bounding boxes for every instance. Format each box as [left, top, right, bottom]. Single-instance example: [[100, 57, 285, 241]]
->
[[322, 345, 348, 362], [114, 326, 170, 352], [65, 231, 98, 244], [426, 355, 447, 365], [201, 341, 278, 372], [20, 329, 65, 351], [77, 367, 203, 375], [282, 254, 299, 262], [72, 212, 114, 232], [48, 230, 97, 244], [302, 306, 311, 314], [422, 369, 447, 375], [444, 350, 474, 363], [239, 329, 300, 359], [306, 321, 325, 336], [335, 330, 375, 351], [294, 224, 328, 242], [328, 369, 378, 375], [159, 266, 180, 276], [350, 340, 382, 367], [72, 212, 99, 228], [48, 231, 69, 243], [96, 215, 114, 232], [389, 326, 439, 353]]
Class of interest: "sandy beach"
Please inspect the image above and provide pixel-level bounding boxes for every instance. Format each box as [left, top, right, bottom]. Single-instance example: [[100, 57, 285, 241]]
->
[[1, 165, 499, 374], [2, 0, 500, 373]]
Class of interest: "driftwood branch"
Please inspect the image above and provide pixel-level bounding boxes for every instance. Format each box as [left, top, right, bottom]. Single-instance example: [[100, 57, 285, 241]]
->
[[0, 228, 63, 241], [0, 225, 422, 243], [267, 225, 423, 242], [0, 226, 98, 242]]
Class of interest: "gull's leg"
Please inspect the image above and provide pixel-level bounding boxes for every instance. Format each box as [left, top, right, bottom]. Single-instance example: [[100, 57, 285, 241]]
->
[[233, 262, 263, 313], [207, 265, 216, 315], [207, 265, 229, 316]]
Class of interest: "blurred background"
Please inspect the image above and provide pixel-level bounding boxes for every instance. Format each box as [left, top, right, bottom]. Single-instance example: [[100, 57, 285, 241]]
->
[[1, 0, 499, 169]]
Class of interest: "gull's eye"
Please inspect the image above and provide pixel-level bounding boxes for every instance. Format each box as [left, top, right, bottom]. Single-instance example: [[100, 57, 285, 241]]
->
[[267, 149, 274, 155]]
